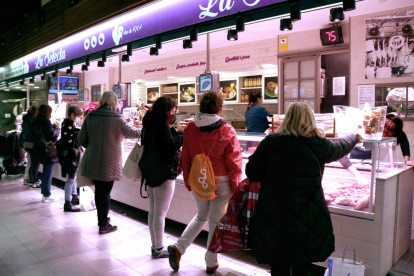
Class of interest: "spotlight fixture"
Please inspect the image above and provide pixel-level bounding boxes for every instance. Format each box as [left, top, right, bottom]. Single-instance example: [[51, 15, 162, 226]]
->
[[236, 17, 245, 32], [227, 29, 238, 41], [52, 72, 57, 77], [52, 66, 58, 78], [85, 56, 90, 66], [101, 52, 107, 62], [150, 47, 159, 56], [81, 65, 88, 71], [29, 78, 34, 84], [17, 26, 22, 37], [121, 54, 130, 62], [290, 2, 301, 22], [127, 44, 132, 56], [97, 61, 105, 67], [156, 37, 162, 49], [183, 40, 193, 49], [66, 61, 73, 75], [190, 28, 198, 42], [6, 82, 9, 87], [41, 75, 46, 80], [20, 80, 24, 86], [330, 7, 344, 22], [343, 0, 356, 11], [280, 18, 292, 31]]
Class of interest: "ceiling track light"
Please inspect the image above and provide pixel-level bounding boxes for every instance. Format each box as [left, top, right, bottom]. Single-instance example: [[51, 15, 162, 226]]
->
[[236, 17, 245, 32], [330, 7, 345, 22], [81, 64, 88, 71], [227, 29, 238, 41], [150, 47, 159, 56], [156, 37, 162, 49], [190, 28, 198, 42], [19, 80, 25, 86], [280, 18, 293, 31], [290, 2, 301, 22], [127, 44, 132, 56], [343, 0, 356, 11], [85, 56, 90, 66], [97, 61, 105, 67], [101, 52, 107, 62], [6, 82, 9, 87], [66, 61, 73, 75], [121, 54, 130, 62], [52, 67, 58, 78], [41, 75, 46, 80], [183, 40, 193, 49], [29, 78, 34, 84]]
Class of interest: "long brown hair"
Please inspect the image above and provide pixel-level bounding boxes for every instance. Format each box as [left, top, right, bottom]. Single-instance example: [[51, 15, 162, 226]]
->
[[383, 114, 404, 145], [37, 104, 52, 119], [278, 102, 325, 139]]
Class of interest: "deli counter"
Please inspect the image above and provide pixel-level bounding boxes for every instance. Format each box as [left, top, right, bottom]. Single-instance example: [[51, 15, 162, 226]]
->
[[42, 131, 414, 276]]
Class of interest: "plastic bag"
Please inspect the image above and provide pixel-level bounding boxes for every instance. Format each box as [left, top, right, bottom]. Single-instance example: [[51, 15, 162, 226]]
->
[[123, 142, 144, 181], [79, 186, 96, 212], [325, 246, 366, 276], [208, 179, 261, 253]]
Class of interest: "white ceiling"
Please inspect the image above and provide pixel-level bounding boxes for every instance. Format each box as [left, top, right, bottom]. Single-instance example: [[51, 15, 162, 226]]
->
[[68, 0, 413, 72]]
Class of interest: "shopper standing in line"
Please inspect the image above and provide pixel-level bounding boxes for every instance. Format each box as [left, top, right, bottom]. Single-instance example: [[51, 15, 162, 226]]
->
[[245, 102, 361, 276], [57, 105, 84, 212], [21, 105, 39, 186], [168, 92, 243, 274], [78, 91, 140, 234], [32, 104, 61, 202], [139, 96, 183, 258], [245, 91, 271, 134]]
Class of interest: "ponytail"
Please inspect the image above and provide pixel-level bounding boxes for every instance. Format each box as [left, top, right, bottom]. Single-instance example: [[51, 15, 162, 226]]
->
[[247, 91, 262, 111]]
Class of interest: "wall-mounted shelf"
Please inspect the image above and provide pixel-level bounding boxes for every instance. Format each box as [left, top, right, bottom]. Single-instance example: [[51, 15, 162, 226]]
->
[[241, 87, 262, 90]]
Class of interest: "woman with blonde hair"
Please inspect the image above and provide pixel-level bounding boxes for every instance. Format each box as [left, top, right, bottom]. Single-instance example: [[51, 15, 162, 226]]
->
[[246, 102, 361, 276], [78, 91, 140, 234]]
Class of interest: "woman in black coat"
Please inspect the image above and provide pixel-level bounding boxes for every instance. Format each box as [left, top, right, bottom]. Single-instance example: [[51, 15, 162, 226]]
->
[[246, 102, 360, 276], [139, 96, 183, 258], [32, 104, 60, 203]]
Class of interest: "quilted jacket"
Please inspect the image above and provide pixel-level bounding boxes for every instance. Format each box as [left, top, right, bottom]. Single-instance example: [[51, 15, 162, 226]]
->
[[246, 133, 358, 266], [77, 105, 140, 182]]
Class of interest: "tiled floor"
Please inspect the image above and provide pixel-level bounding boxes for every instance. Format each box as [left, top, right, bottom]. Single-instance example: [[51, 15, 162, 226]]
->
[[0, 174, 326, 276]]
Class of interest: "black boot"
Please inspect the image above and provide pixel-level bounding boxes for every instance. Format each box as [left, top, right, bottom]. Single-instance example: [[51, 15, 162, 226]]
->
[[64, 201, 81, 212], [71, 195, 80, 205]]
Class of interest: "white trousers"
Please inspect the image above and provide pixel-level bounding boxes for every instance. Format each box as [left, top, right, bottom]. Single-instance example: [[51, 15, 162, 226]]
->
[[175, 179, 232, 267], [148, 179, 175, 249]]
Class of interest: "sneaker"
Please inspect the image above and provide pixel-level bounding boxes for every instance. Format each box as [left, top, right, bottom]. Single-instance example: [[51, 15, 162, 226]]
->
[[168, 245, 182, 271], [64, 201, 81, 212], [152, 246, 169, 258], [42, 195, 59, 203], [71, 195, 80, 205], [206, 262, 219, 274], [99, 224, 118, 234], [29, 183, 41, 189], [97, 217, 111, 226], [23, 179, 31, 185]]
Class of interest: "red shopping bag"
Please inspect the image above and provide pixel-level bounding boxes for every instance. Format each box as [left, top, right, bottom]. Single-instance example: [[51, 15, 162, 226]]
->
[[208, 179, 261, 253]]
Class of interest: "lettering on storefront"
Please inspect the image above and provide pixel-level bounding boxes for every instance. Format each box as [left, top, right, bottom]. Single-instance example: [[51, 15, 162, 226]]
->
[[176, 61, 206, 69], [199, 0, 261, 19], [144, 67, 167, 74], [225, 55, 250, 62], [35, 48, 66, 69]]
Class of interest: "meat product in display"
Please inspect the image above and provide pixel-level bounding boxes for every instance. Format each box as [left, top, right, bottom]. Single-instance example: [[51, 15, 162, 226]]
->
[[334, 196, 356, 207], [354, 196, 370, 210], [325, 195, 333, 205]]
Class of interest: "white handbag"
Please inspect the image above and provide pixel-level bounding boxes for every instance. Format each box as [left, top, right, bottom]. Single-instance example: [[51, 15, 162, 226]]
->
[[324, 246, 368, 276], [123, 142, 144, 181]]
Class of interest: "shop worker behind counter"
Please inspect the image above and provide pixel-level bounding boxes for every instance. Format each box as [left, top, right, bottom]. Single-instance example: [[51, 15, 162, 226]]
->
[[78, 91, 141, 234], [245, 91, 271, 133], [246, 102, 361, 276]]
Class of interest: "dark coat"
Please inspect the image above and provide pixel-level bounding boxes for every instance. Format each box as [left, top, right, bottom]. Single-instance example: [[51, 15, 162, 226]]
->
[[139, 111, 183, 187], [57, 118, 82, 178], [21, 114, 35, 146], [32, 116, 60, 164], [246, 133, 358, 266]]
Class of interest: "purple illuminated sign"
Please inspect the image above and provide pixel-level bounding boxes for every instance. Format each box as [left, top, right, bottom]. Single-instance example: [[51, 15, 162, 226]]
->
[[1, 0, 284, 81]]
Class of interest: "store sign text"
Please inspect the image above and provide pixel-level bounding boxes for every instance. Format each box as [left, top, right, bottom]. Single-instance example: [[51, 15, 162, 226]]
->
[[225, 55, 250, 62], [35, 48, 66, 69], [200, 0, 261, 19], [176, 61, 206, 69], [144, 67, 167, 74]]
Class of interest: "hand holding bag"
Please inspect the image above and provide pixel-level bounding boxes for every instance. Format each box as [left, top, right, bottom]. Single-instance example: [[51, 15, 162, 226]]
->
[[208, 178, 261, 253], [324, 246, 368, 276]]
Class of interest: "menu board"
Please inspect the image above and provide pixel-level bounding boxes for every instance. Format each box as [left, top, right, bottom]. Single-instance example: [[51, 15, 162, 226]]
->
[[220, 80, 237, 102], [147, 87, 160, 104], [358, 85, 375, 109]]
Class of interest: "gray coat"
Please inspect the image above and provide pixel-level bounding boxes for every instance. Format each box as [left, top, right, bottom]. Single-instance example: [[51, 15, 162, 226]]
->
[[77, 105, 140, 181]]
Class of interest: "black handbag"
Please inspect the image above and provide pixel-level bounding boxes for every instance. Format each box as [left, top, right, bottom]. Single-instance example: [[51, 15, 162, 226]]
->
[[33, 126, 57, 159]]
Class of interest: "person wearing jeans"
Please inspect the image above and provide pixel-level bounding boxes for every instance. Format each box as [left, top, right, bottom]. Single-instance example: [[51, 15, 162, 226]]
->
[[28, 152, 41, 187], [40, 163, 55, 198], [168, 92, 242, 275], [78, 91, 140, 234]]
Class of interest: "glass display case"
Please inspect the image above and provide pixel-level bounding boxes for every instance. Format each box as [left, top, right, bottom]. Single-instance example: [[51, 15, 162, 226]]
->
[[235, 133, 398, 220]]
